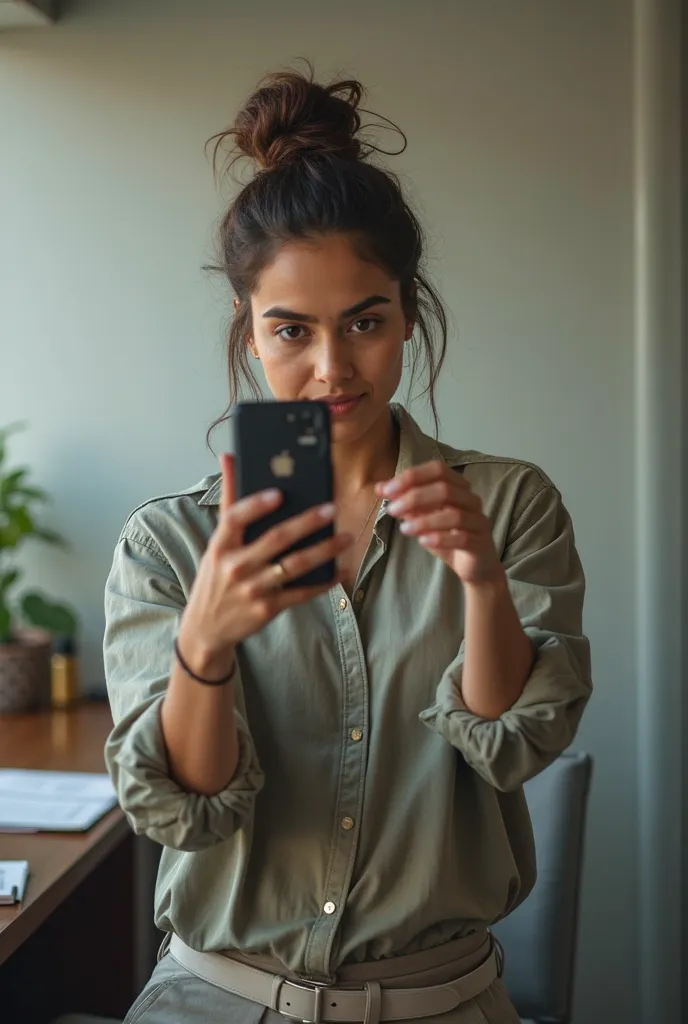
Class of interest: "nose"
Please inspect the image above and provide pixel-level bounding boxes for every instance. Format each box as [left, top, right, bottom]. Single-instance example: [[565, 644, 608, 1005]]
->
[[314, 334, 354, 383]]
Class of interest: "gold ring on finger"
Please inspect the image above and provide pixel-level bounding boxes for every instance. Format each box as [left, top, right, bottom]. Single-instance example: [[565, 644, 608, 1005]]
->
[[271, 560, 289, 588]]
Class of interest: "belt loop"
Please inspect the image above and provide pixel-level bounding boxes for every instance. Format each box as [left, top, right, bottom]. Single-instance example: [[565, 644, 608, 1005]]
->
[[312, 985, 324, 1023], [490, 932, 505, 978], [364, 980, 381, 1024], [269, 976, 284, 1010]]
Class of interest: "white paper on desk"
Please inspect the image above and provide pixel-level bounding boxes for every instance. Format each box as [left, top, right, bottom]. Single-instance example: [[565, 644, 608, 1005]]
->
[[0, 860, 29, 903], [0, 770, 117, 832]]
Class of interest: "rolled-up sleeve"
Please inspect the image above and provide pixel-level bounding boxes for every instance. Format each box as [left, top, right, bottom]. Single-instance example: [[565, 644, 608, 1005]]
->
[[419, 483, 592, 792], [103, 532, 264, 851]]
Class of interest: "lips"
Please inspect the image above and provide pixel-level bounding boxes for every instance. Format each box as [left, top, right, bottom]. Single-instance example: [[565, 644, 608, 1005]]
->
[[319, 395, 362, 416]]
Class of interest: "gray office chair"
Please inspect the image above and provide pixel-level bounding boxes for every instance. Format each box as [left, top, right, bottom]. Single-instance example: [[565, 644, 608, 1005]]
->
[[492, 751, 593, 1024]]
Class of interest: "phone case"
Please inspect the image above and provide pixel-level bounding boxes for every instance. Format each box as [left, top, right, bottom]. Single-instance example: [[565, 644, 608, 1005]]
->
[[233, 400, 334, 588]]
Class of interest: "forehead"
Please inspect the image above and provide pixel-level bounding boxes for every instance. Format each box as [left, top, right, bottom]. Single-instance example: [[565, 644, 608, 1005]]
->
[[252, 234, 399, 310]]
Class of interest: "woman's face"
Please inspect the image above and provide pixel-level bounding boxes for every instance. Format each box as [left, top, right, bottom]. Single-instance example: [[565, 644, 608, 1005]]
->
[[247, 233, 413, 444]]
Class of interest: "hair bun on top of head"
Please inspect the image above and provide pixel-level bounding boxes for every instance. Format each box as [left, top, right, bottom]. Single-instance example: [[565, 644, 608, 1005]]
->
[[211, 66, 406, 174], [229, 69, 363, 171]]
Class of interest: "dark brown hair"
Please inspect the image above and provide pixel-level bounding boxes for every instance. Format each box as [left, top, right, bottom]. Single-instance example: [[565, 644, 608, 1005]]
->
[[206, 66, 448, 443]]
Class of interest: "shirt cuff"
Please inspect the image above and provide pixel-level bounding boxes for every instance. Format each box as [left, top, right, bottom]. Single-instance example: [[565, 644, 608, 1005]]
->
[[419, 636, 591, 792], [105, 693, 265, 851]]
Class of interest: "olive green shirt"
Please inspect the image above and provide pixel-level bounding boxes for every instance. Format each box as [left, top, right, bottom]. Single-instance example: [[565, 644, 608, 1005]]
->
[[104, 404, 591, 984]]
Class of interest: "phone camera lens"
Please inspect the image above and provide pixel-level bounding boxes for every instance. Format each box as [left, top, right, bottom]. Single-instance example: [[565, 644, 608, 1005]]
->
[[300, 410, 312, 422], [286, 412, 296, 423]]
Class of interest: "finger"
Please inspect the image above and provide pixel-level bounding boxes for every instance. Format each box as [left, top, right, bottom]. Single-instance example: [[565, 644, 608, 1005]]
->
[[273, 579, 341, 611], [417, 529, 484, 550], [219, 453, 236, 520], [386, 480, 481, 517], [243, 577, 343, 627], [243, 502, 338, 570], [399, 508, 485, 536], [243, 532, 353, 598], [376, 460, 469, 498], [215, 488, 283, 549], [278, 531, 353, 583]]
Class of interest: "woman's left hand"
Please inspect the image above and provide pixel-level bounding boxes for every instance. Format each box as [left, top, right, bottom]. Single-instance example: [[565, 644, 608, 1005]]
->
[[376, 461, 504, 586]]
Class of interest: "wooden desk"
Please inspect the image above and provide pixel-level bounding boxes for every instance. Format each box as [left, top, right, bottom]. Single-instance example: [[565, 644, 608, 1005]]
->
[[0, 703, 138, 1024]]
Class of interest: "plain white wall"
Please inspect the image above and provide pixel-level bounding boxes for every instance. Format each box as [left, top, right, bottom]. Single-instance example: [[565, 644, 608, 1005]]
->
[[0, 1, 637, 1021]]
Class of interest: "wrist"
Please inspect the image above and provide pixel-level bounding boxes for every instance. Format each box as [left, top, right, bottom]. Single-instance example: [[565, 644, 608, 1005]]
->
[[462, 565, 508, 597], [176, 631, 236, 683]]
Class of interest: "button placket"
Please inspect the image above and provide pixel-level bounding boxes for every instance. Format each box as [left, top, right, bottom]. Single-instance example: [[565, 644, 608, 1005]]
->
[[304, 590, 371, 980]]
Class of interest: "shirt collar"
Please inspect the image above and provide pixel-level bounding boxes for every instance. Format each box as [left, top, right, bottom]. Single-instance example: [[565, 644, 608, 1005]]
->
[[198, 403, 462, 508], [199, 477, 223, 507]]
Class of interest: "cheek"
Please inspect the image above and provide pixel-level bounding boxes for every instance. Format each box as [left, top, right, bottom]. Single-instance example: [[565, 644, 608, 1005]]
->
[[365, 335, 404, 381], [257, 341, 309, 395]]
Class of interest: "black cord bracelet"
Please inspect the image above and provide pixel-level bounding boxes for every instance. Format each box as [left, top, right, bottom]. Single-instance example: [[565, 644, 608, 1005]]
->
[[173, 638, 235, 686]]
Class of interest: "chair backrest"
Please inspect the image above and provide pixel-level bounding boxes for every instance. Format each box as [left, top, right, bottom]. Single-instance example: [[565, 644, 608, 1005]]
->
[[491, 752, 593, 1024]]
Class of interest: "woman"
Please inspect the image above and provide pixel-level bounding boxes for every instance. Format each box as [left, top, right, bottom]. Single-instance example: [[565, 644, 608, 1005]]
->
[[104, 69, 591, 1024]]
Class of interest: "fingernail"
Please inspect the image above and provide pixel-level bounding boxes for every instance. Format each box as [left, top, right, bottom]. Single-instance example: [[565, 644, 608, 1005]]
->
[[318, 503, 336, 519], [418, 535, 433, 546], [381, 479, 400, 496], [399, 521, 414, 534], [387, 500, 403, 515], [262, 489, 281, 503]]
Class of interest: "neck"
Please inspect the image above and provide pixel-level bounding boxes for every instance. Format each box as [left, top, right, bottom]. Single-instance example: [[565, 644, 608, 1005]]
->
[[332, 406, 399, 500]]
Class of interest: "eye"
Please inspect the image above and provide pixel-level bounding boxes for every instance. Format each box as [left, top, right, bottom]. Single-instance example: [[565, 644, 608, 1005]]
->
[[350, 317, 381, 334], [276, 324, 309, 341]]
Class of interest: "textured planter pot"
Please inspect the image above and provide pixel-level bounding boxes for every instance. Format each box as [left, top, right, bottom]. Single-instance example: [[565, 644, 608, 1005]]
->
[[0, 629, 52, 713]]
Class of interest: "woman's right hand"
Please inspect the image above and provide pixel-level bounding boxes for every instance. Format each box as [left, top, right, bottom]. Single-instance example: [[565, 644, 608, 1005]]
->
[[176, 453, 351, 681]]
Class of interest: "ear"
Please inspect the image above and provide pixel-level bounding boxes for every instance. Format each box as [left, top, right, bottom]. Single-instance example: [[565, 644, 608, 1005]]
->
[[404, 319, 415, 342], [236, 297, 259, 358]]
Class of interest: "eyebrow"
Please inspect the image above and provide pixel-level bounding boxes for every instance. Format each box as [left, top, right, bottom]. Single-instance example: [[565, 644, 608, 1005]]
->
[[262, 294, 392, 322]]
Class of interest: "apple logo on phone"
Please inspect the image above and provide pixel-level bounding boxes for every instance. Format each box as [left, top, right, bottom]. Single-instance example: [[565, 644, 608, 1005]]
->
[[270, 450, 295, 478]]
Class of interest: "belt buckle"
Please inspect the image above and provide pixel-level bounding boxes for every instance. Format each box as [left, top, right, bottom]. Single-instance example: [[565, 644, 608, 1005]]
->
[[280, 979, 328, 1023]]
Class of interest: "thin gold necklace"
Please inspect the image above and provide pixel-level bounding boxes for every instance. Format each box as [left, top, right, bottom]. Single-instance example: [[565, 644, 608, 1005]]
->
[[353, 494, 382, 546]]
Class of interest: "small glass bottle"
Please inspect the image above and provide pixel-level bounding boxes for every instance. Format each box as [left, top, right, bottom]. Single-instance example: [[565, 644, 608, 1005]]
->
[[51, 636, 80, 709]]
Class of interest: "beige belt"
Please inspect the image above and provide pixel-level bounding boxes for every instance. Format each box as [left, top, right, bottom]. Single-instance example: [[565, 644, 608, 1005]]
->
[[168, 933, 499, 1023]]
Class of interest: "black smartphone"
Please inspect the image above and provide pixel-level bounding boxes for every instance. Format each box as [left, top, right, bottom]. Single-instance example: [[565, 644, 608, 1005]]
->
[[233, 400, 334, 588]]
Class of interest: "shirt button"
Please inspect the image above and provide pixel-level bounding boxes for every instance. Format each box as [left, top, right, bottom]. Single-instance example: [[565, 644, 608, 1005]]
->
[[323, 901, 336, 915], [341, 816, 355, 831], [338, 597, 348, 611], [350, 728, 363, 742], [354, 588, 365, 603]]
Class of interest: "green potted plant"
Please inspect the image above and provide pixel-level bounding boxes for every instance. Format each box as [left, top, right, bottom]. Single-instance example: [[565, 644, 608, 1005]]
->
[[0, 424, 78, 713]]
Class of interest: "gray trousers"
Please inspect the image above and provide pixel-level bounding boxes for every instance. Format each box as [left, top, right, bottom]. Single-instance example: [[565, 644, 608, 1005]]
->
[[124, 932, 520, 1024]]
